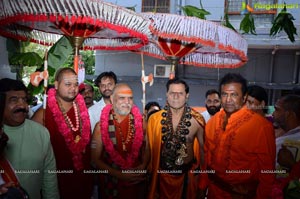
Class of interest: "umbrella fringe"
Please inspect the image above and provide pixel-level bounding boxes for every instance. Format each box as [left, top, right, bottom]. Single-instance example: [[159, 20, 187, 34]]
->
[[0, 0, 151, 50]]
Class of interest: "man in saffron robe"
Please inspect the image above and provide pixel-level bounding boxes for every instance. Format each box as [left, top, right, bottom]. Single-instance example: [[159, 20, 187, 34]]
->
[[32, 68, 93, 199], [147, 78, 205, 199], [205, 73, 276, 199], [91, 83, 149, 199]]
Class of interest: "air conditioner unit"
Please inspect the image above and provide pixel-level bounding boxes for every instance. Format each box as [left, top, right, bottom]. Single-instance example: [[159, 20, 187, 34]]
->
[[154, 64, 171, 78]]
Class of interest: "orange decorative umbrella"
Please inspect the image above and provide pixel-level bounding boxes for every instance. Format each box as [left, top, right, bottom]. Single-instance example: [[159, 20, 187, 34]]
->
[[0, 0, 151, 73], [136, 13, 248, 78]]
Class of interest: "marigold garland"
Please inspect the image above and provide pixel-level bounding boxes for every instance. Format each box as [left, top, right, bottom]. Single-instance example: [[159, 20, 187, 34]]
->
[[48, 88, 91, 170], [100, 104, 143, 169]]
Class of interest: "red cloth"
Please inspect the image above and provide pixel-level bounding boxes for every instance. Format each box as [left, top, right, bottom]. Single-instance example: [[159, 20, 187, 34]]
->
[[99, 113, 147, 199], [0, 157, 20, 186], [275, 161, 300, 191], [45, 105, 93, 199], [205, 107, 276, 199]]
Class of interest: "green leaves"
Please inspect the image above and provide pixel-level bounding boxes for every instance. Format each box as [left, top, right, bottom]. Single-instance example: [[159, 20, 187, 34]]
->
[[222, 13, 237, 32], [181, 5, 210, 19], [9, 52, 43, 68], [47, 36, 73, 76], [240, 13, 256, 35], [126, 5, 137, 12], [270, 5, 297, 42]]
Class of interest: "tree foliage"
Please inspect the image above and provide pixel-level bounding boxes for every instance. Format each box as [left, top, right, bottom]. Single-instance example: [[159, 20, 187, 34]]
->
[[6, 36, 95, 98], [181, 2, 297, 42], [240, 13, 256, 35], [270, 4, 297, 42]]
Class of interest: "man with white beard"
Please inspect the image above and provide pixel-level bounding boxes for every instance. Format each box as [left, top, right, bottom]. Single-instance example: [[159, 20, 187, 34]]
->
[[91, 83, 150, 199]]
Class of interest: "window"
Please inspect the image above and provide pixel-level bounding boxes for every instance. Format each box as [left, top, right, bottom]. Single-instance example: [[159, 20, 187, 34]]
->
[[154, 65, 171, 78], [225, 0, 278, 34], [142, 0, 170, 13]]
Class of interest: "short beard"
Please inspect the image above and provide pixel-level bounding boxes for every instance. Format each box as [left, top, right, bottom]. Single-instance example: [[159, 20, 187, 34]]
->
[[101, 90, 112, 99], [115, 104, 132, 116], [206, 105, 221, 116], [102, 95, 110, 99]]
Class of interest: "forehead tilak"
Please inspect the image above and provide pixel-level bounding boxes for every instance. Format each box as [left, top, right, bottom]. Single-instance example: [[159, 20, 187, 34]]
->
[[62, 76, 78, 82], [116, 89, 132, 96]]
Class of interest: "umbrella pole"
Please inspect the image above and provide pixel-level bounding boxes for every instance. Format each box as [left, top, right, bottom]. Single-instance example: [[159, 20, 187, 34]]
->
[[167, 56, 179, 79], [141, 53, 146, 114], [74, 48, 79, 74], [68, 36, 85, 74], [43, 49, 48, 126]]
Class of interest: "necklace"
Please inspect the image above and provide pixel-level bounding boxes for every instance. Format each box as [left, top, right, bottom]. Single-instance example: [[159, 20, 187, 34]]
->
[[161, 103, 192, 168], [113, 112, 134, 152], [48, 88, 91, 170], [58, 101, 80, 132], [100, 104, 143, 169]]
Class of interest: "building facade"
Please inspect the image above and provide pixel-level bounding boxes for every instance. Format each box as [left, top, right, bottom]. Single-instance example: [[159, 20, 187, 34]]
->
[[0, 0, 299, 109]]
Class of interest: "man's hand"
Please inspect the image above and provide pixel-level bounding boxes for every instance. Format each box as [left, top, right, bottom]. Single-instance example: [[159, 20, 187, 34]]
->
[[0, 182, 14, 195]]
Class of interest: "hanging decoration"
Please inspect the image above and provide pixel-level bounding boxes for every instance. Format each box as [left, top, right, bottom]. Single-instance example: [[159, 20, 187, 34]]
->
[[30, 49, 49, 109], [134, 13, 248, 78], [140, 53, 154, 112], [0, 0, 151, 73]]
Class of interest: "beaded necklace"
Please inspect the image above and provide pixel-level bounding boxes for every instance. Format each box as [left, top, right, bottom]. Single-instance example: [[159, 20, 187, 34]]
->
[[112, 111, 135, 152], [58, 101, 80, 132], [160, 103, 192, 169]]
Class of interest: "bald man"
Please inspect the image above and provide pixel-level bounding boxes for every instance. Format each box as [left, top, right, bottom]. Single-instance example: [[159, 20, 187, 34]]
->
[[91, 83, 149, 199]]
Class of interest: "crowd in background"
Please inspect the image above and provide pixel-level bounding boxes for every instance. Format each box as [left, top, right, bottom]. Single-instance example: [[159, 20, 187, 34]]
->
[[0, 70, 299, 199]]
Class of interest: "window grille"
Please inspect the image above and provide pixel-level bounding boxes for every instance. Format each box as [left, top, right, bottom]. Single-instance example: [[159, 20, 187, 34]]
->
[[142, 0, 170, 13], [225, 0, 278, 33]]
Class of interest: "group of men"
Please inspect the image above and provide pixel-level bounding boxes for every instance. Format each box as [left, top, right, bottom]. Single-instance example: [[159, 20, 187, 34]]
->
[[0, 68, 299, 199]]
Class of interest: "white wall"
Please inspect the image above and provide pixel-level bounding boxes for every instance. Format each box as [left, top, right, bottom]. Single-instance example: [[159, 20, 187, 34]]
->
[[103, 0, 142, 12], [0, 36, 15, 79]]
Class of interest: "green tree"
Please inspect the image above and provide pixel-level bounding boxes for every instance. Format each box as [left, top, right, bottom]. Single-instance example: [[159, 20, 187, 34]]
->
[[6, 36, 95, 99], [270, 4, 297, 43]]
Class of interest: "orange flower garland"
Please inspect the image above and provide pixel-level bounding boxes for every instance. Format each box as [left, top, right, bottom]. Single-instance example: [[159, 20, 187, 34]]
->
[[100, 104, 143, 169], [48, 88, 91, 170]]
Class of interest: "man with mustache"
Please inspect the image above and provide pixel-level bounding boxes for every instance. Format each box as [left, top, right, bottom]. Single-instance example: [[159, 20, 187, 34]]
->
[[91, 83, 149, 199], [0, 78, 59, 199], [201, 89, 221, 123], [89, 71, 117, 133], [32, 68, 93, 199], [0, 92, 29, 198], [204, 73, 276, 199], [79, 83, 95, 108]]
